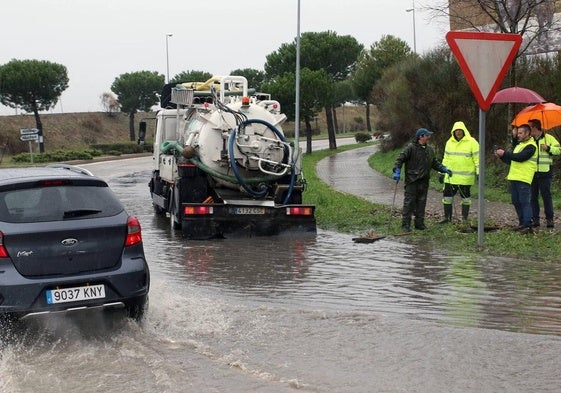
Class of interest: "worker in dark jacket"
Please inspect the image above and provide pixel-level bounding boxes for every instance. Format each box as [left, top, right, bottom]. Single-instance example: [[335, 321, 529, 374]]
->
[[393, 128, 452, 232], [529, 118, 560, 228]]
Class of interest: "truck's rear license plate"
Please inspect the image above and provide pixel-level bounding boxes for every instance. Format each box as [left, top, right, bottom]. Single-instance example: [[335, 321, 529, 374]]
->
[[46, 284, 106, 304], [235, 207, 265, 214]]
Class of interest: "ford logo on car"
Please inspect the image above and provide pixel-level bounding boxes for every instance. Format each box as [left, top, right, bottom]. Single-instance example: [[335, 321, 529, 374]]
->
[[61, 238, 78, 246]]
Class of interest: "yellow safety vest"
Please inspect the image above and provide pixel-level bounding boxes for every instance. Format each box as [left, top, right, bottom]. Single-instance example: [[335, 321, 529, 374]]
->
[[535, 133, 561, 173], [507, 138, 538, 184]]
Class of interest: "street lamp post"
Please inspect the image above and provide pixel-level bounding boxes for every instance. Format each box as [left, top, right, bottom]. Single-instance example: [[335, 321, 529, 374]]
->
[[295, 0, 301, 148], [406, 1, 416, 53], [165, 33, 173, 83]]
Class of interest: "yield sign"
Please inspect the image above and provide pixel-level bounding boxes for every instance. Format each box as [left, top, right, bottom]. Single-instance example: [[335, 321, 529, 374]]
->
[[446, 31, 522, 111]]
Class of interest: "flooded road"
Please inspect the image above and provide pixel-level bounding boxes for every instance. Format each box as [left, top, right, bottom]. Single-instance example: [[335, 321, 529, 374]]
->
[[2, 156, 561, 392]]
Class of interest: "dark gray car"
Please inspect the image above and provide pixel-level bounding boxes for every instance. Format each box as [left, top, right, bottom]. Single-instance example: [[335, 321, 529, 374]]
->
[[0, 165, 149, 322]]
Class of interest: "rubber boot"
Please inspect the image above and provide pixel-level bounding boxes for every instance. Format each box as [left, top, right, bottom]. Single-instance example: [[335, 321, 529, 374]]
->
[[439, 204, 452, 224], [401, 218, 411, 233], [462, 204, 470, 223]]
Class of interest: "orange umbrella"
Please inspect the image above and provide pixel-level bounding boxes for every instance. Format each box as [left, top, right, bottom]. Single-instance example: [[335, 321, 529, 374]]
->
[[512, 102, 561, 129]]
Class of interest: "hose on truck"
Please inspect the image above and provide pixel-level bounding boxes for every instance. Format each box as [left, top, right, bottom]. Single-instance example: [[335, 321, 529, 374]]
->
[[187, 157, 284, 185], [160, 140, 184, 154], [228, 119, 296, 201], [159, 140, 285, 185]]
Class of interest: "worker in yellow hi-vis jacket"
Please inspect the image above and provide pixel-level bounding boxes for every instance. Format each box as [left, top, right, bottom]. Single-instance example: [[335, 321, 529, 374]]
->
[[439, 121, 479, 224]]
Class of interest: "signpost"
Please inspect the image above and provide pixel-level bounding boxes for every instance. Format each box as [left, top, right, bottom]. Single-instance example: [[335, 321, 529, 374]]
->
[[20, 128, 39, 135], [20, 134, 39, 141], [20, 128, 40, 164], [446, 31, 522, 247]]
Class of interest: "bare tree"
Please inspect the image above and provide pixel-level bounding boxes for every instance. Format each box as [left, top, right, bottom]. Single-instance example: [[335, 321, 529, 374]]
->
[[100, 92, 120, 117], [427, 0, 560, 84]]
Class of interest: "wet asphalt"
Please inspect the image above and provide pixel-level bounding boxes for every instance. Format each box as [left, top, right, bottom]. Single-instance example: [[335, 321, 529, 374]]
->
[[316, 145, 401, 207]]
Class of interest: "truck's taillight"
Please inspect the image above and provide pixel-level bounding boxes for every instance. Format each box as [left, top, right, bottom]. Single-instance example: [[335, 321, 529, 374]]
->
[[184, 206, 213, 215], [286, 207, 313, 216], [125, 216, 142, 246], [0, 230, 9, 258]]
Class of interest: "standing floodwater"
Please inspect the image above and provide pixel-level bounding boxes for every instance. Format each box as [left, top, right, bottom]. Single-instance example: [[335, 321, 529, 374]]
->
[[2, 156, 561, 393]]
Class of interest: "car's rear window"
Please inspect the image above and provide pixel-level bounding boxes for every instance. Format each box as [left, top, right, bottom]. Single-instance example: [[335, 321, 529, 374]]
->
[[0, 185, 124, 223]]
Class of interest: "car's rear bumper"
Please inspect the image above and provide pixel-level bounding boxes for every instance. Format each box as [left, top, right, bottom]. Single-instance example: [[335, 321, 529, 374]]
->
[[0, 257, 149, 319]]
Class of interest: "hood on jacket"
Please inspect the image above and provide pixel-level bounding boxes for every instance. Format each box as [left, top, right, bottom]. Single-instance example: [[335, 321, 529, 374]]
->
[[450, 121, 472, 140]]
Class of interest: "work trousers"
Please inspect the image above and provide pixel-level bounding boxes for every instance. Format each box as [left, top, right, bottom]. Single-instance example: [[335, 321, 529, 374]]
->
[[442, 183, 472, 205], [402, 179, 429, 227], [510, 180, 532, 228], [531, 175, 554, 221]]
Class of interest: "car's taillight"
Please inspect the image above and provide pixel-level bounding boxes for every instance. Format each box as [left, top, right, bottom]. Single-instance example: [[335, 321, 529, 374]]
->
[[286, 206, 313, 216], [0, 230, 9, 258], [125, 216, 142, 246], [184, 205, 213, 215]]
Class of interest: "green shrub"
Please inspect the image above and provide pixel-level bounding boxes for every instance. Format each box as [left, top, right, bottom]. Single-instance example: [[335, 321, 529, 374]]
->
[[11, 149, 100, 163], [354, 132, 372, 143], [10, 143, 149, 164], [83, 149, 103, 157]]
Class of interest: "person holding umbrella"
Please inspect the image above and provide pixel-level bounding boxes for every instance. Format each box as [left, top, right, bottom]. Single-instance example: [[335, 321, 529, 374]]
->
[[439, 121, 479, 225], [393, 128, 452, 232], [528, 118, 561, 228], [494, 124, 538, 234]]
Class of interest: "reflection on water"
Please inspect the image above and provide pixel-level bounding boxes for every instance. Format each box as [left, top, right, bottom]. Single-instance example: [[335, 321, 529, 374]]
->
[[110, 170, 561, 337], [177, 237, 313, 287]]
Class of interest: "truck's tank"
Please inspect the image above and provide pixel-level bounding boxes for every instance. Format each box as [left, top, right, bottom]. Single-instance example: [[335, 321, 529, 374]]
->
[[183, 100, 292, 193]]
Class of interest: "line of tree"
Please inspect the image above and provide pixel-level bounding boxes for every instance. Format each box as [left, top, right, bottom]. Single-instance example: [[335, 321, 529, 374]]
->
[[1, 1, 560, 151]]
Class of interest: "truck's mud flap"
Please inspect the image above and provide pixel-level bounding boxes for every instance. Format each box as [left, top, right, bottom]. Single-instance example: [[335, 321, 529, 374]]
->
[[182, 219, 317, 239]]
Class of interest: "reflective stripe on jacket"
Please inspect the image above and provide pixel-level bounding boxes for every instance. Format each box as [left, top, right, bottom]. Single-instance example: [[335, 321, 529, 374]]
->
[[507, 138, 538, 185], [441, 121, 479, 186], [535, 132, 561, 173]]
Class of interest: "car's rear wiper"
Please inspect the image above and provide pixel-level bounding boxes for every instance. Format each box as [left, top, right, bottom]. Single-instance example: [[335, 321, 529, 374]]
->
[[63, 209, 102, 218]]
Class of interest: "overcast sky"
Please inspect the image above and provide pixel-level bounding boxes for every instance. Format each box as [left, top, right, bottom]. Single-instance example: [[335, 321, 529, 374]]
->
[[0, 0, 449, 115]]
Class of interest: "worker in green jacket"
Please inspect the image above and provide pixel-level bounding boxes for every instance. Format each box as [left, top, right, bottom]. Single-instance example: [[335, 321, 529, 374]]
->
[[495, 124, 538, 235], [393, 128, 452, 232], [439, 121, 479, 224], [528, 119, 561, 228]]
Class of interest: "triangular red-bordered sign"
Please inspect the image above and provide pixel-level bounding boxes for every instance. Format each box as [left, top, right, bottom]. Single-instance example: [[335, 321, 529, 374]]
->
[[446, 32, 522, 111]]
